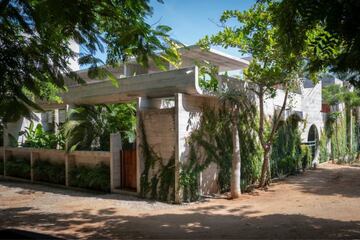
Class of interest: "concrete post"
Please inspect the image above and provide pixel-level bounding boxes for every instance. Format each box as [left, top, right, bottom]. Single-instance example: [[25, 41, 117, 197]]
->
[[110, 132, 122, 192], [174, 93, 183, 203], [65, 154, 73, 187], [54, 109, 60, 150], [30, 151, 36, 182], [54, 109, 60, 132], [136, 98, 143, 194]]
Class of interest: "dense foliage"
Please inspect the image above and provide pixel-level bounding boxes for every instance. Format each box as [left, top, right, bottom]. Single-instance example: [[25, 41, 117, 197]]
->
[[270, 0, 360, 87], [33, 160, 65, 185], [319, 130, 330, 163], [5, 156, 31, 179], [199, 2, 304, 187], [180, 106, 262, 202], [69, 163, 110, 192], [64, 103, 136, 152], [20, 122, 64, 149], [0, 0, 180, 122], [0, 158, 3, 175], [271, 116, 312, 177], [321, 84, 360, 162]]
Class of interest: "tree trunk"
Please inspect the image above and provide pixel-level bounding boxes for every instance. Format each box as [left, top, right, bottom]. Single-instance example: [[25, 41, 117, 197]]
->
[[258, 87, 288, 188], [257, 87, 267, 188], [259, 148, 270, 187], [335, 119, 340, 161], [347, 107, 353, 151], [231, 109, 241, 199]]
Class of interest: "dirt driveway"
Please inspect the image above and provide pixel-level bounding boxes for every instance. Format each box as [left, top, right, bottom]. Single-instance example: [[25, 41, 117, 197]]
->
[[0, 162, 360, 239]]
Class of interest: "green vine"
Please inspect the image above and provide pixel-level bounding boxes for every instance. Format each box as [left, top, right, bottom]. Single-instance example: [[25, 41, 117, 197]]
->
[[271, 115, 304, 177], [179, 145, 204, 202], [180, 105, 262, 202], [319, 130, 330, 163], [139, 114, 175, 202]]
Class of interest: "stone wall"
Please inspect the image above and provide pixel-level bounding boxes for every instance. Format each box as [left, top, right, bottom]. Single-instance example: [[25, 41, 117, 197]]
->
[[140, 108, 176, 167]]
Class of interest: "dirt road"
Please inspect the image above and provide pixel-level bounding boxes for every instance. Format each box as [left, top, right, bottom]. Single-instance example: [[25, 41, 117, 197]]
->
[[0, 163, 360, 239]]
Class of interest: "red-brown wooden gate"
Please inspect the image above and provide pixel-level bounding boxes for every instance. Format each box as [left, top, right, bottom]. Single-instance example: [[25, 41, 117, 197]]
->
[[120, 148, 137, 191]]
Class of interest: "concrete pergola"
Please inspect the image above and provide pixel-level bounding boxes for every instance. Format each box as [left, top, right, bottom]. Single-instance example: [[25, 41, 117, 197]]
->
[[29, 46, 249, 202], [3, 45, 325, 203]]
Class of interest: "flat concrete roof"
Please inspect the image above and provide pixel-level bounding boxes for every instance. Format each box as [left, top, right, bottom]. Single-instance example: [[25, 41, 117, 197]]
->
[[180, 45, 249, 71]]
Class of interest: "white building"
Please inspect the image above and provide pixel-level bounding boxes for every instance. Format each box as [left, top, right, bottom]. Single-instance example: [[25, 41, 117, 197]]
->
[[3, 45, 333, 202]]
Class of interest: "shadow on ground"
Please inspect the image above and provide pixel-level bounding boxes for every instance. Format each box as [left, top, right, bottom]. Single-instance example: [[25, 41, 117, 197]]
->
[[0, 179, 157, 203], [287, 164, 360, 198], [1, 164, 360, 238], [0, 206, 359, 239]]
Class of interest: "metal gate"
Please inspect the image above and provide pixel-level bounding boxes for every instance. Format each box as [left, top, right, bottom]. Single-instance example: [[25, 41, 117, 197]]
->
[[120, 148, 137, 191]]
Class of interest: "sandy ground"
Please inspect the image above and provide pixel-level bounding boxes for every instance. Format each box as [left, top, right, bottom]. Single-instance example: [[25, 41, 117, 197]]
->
[[0, 162, 360, 239]]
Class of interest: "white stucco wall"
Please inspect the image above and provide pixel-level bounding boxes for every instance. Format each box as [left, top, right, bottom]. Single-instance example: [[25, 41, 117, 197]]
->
[[300, 80, 324, 142]]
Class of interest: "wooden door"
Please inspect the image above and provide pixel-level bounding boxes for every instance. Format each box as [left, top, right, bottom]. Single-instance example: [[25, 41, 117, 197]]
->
[[120, 148, 137, 191]]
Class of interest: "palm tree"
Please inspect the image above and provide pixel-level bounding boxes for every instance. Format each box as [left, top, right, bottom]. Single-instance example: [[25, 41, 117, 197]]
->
[[219, 88, 252, 198], [63, 104, 136, 152]]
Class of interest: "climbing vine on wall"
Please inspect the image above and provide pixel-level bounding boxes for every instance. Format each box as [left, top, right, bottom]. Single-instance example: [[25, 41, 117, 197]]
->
[[139, 115, 175, 202], [271, 115, 312, 178], [180, 105, 262, 202], [319, 129, 330, 163]]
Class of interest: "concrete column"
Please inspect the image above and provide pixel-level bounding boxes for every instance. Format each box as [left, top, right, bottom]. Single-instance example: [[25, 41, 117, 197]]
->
[[110, 132, 122, 192], [136, 98, 143, 193], [174, 93, 184, 203], [54, 109, 60, 150], [65, 154, 74, 187], [54, 109, 60, 133], [30, 151, 36, 182]]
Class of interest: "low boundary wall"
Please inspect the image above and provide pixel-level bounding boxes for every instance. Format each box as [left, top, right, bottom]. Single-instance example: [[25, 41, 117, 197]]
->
[[0, 133, 123, 193]]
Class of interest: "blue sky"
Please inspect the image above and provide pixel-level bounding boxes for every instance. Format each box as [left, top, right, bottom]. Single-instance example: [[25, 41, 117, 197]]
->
[[90, 0, 255, 65], [148, 0, 255, 57]]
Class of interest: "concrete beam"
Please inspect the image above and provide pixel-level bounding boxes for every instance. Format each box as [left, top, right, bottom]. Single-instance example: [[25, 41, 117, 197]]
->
[[60, 66, 201, 105]]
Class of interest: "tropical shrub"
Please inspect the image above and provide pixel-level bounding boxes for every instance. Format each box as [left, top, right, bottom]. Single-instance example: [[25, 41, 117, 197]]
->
[[33, 160, 65, 185], [64, 103, 136, 152], [69, 163, 110, 192], [20, 122, 63, 149], [5, 156, 31, 179]]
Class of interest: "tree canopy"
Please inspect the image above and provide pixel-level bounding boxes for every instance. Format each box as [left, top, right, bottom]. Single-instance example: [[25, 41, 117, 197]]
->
[[0, 0, 180, 122], [199, 2, 305, 186], [270, 0, 360, 86]]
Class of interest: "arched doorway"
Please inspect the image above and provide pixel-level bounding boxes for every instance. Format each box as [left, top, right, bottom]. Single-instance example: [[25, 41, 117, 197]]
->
[[307, 124, 319, 161]]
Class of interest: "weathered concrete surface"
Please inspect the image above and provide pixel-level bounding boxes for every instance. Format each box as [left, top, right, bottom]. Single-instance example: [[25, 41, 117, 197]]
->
[[0, 163, 359, 239]]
